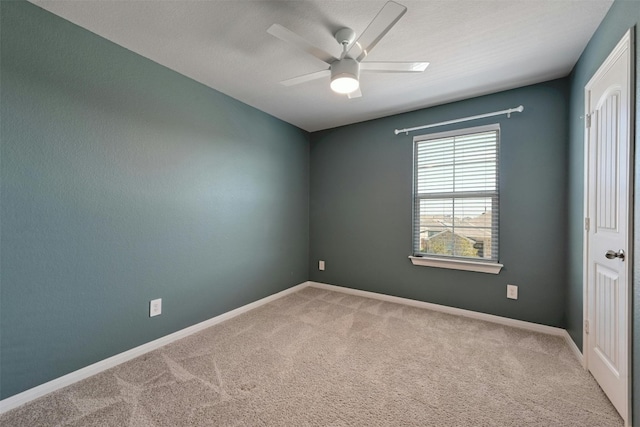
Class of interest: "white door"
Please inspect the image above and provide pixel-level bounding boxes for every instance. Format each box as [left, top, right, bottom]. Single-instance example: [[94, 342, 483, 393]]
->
[[584, 29, 632, 425]]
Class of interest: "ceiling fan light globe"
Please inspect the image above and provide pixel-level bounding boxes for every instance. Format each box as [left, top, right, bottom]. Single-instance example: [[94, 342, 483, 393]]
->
[[330, 75, 359, 94]]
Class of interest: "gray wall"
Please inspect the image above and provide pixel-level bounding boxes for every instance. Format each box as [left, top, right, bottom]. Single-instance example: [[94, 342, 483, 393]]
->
[[0, 1, 309, 399], [309, 79, 569, 328], [566, 0, 640, 421]]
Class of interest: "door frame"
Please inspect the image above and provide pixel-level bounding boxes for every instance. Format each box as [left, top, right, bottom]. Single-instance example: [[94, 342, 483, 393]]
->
[[582, 27, 634, 426]]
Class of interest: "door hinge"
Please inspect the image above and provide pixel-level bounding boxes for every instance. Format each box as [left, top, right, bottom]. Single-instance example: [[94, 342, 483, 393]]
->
[[585, 113, 591, 129], [584, 320, 589, 334], [585, 217, 590, 231]]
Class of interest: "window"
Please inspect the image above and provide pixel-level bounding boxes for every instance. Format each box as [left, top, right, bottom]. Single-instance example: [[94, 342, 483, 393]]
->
[[410, 124, 502, 274]]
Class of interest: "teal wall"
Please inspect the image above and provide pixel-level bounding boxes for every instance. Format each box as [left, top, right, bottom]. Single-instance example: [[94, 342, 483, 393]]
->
[[309, 79, 569, 328], [566, 0, 640, 420], [0, 2, 309, 399]]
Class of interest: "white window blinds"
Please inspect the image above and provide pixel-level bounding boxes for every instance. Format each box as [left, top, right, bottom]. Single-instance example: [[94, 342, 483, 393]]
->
[[413, 124, 499, 262]]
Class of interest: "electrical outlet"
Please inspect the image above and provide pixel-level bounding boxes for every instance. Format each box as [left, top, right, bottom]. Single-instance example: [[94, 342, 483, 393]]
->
[[319, 260, 325, 271], [507, 284, 518, 300], [150, 298, 162, 317]]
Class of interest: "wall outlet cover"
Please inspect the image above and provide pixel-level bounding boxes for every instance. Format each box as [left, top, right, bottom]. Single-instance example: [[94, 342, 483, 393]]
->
[[507, 285, 518, 300], [150, 298, 162, 317], [319, 260, 325, 271]]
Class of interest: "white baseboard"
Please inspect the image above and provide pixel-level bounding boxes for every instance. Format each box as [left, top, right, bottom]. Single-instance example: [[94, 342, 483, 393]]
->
[[563, 330, 584, 364], [0, 281, 310, 415], [308, 282, 567, 337]]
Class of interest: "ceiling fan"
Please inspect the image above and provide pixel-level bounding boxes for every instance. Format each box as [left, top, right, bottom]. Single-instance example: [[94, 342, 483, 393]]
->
[[267, 1, 429, 98]]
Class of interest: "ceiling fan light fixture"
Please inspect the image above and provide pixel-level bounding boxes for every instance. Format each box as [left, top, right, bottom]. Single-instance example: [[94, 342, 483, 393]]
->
[[330, 75, 359, 94], [330, 58, 360, 94]]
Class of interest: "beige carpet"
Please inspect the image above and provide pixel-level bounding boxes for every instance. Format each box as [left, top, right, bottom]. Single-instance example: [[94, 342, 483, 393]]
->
[[0, 286, 623, 426]]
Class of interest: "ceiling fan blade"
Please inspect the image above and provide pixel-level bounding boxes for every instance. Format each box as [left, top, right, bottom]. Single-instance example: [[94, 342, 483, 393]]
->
[[267, 24, 337, 65], [347, 87, 362, 99], [360, 62, 429, 73], [348, 1, 407, 62], [279, 69, 331, 87]]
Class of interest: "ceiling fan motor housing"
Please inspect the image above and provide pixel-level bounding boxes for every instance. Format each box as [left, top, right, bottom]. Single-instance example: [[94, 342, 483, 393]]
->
[[331, 58, 360, 80]]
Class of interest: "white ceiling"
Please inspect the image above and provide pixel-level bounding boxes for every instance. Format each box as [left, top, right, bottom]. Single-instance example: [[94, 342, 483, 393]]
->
[[30, 0, 613, 132]]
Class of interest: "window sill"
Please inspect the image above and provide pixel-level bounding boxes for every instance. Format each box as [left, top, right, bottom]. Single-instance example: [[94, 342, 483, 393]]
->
[[409, 256, 503, 274]]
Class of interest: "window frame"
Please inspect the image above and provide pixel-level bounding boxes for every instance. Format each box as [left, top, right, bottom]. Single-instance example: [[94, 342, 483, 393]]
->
[[409, 123, 503, 274]]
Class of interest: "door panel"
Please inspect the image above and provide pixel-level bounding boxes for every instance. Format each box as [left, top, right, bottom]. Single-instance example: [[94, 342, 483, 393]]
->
[[595, 92, 619, 231], [594, 263, 619, 375]]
